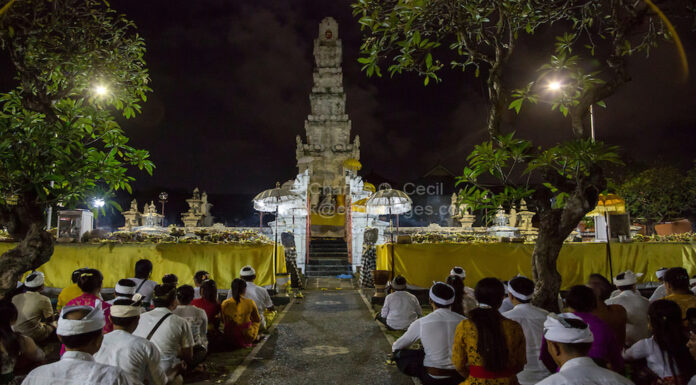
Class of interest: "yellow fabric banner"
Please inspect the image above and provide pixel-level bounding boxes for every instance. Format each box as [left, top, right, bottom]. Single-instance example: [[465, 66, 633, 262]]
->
[[0, 243, 286, 289], [376, 243, 696, 289]]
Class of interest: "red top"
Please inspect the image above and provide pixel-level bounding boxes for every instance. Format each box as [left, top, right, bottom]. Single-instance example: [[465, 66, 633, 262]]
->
[[191, 298, 221, 325]]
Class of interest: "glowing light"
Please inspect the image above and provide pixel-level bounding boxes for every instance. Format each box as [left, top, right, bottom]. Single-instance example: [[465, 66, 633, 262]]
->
[[94, 84, 109, 96], [92, 198, 105, 208], [547, 81, 562, 92]]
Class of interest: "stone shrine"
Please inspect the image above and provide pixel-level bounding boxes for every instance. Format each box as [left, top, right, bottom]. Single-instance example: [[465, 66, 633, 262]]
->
[[181, 187, 214, 228]]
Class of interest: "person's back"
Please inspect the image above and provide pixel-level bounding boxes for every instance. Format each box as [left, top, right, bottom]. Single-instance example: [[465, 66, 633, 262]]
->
[[380, 276, 421, 330], [173, 285, 208, 351], [95, 329, 165, 385], [605, 290, 650, 346], [12, 273, 54, 342], [222, 279, 261, 348], [663, 267, 696, 321], [129, 259, 157, 305]]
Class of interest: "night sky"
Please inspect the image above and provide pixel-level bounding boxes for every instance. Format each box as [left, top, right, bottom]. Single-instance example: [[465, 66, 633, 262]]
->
[[5, 0, 696, 224]]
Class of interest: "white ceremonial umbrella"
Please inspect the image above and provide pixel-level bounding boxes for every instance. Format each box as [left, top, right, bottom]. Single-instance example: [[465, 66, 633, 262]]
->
[[252, 182, 303, 288], [366, 189, 412, 279]]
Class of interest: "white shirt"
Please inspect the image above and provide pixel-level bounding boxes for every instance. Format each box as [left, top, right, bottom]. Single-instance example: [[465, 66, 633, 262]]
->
[[380, 291, 422, 330], [173, 305, 208, 349], [132, 307, 194, 372], [536, 356, 634, 385], [193, 287, 201, 299], [128, 278, 158, 304], [503, 303, 551, 385], [22, 350, 131, 385], [605, 290, 650, 346], [227, 282, 273, 327], [649, 284, 667, 302], [499, 297, 514, 313], [94, 330, 167, 385], [623, 337, 681, 378], [392, 308, 465, 370]]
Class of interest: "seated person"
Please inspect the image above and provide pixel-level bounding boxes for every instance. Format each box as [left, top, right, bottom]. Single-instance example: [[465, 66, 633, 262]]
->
[[227, 266, 274, 329], [377, 275, 421, 330], [23, 302, 131, 385], [173, 285, 208, 367], [66, 269, 113, 334], [663, 267, 696, 321], [107, 279, 137, 305], [162, 274, 178, 287], [192, 280, 221, 334], [129, 259, 158, 307], [56, 268, 87, 312], [392, 282, 466, 385], [537, 313, 633, 385], [133, 284, 194, 378], [192, 271, 210, 299], [94, 298, 168, 385], [605, 270, 650, 346], [0, 300, 45, 384], [12, 272, 56, 343], [221, 279, 261, 348]]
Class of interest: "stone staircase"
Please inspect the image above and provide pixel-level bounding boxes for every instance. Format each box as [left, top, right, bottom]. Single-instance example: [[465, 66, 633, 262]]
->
[[305, 238, 352, 277]]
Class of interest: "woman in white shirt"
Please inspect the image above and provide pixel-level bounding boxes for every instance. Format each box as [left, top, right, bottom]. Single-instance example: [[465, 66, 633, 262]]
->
[[623, 299, 696, 384]]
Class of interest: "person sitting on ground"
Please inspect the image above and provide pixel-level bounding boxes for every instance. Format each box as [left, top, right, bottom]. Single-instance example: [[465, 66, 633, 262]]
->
[[541, 285, 624, 373], [605, 270, 650, 347], [392, 282, 465, 385], [500, 281, 515, 313], [11, 272, 56, 343], [222, 279, 261, 348], [66, 269, 113, 334], [133, 284, 194, 378], [377, 276, 421, 331], [94, 298, 168, 385], [502, 276, 551, 385], [536, 313, 633, 385], [23, 303, 131, 385], [446, 275, 469, 316], [663, 267, 696, 322], [106, 279, 137, 306], [450, 266, 476, 299], [56, 268, 87, 312], [192, 271, 210, 299], [173, 285, 208, 366], [0, 300, 45, 385], [587, 273, 627, 347], [227, 266, 274, 329], [129, 259, 158, 307], [649, 267, 669, 302], [623, 299, 696, 385], [162, 274, 178, 287], [452, 277, 526, 385], [191, 279, 221, 334]]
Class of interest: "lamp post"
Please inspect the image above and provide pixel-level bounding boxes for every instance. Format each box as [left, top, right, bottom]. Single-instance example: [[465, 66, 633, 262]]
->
[[158, 192, 168, 226], [92, 198, 105, 229]]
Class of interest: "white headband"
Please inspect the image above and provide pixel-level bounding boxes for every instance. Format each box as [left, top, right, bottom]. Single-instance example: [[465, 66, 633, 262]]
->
[[114, 282, 136, 296], [656, 268, 668, 279], [429, 282, 455, 306], [508, 284, 533, 301], [544, 313, 594, 344], [450, 267, 465, 279], [24, 272, 45, 288], [56, 301, 105, 336], [111, 304, 142, 318], [391, 277, 406, 290], [614, 270, 643, 286], [240, 265, 256, 277]]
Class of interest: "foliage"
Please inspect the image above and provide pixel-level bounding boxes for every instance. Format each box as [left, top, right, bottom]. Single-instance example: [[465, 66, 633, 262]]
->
[[632, 232, 696, 243], [0, 0, 153, 213], [100, 229, 273, 245]]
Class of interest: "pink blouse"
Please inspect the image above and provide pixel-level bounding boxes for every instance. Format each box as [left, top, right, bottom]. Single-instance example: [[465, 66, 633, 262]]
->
[[65, 293, 113, 333]]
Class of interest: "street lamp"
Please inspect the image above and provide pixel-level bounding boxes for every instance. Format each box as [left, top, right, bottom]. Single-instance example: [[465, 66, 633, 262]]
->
[[94, 84, 109, 97], [546, 80, 595, 141], [158, 192, 168, 226], [92, 198, 105, 229]]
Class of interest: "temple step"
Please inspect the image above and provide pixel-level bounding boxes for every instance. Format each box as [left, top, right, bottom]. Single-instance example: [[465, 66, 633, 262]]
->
[[306, 238, 351, 277]]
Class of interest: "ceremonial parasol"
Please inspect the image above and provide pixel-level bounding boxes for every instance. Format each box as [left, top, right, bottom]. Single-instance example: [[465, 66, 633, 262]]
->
[[253, 182, 303, 287], [366, 189, 412, 279], [586, 193, 626, 280]]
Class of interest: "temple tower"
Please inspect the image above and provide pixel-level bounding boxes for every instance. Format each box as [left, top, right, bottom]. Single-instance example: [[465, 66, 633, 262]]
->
[[296, 17, 360, 221]]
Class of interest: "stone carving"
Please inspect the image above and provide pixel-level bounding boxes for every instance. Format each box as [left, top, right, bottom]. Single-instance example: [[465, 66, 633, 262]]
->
[[181, 187, 214, 228], [119, 199, 141, 231], [517, 199, 536, 235]]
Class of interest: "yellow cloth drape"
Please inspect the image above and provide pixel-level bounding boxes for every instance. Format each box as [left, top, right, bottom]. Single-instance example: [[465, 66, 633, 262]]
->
[[376, 243, 696, 290], [0, 243, 286, 289]]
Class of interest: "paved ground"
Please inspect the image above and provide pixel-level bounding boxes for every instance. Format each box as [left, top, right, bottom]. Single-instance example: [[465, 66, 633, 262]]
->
[[232, 278, 413, 385]]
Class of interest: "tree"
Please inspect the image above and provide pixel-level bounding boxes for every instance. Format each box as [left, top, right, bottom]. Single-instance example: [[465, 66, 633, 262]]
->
[[0, 0, 153, 295], [354, 0, 693, 310]]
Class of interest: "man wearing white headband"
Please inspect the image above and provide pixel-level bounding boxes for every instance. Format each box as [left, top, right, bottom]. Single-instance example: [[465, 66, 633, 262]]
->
[[227, 265, 274, 329], [95, 298, 168, 385], [392, 282, 465, 384], [12, 272, 56, 343], [649, 267, 669, 302], [377, 276, 421, 330], [605, 270, 650, 346], [107, 279, 138, 305], [537, 313, 632, 385], [450, 266, 475, 297], [502, 276, 550, 385], [23, 303, 131, 385]]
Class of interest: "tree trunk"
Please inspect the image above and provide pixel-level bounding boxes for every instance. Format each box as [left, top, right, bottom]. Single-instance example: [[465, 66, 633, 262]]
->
[[531, 211, 565, 312]]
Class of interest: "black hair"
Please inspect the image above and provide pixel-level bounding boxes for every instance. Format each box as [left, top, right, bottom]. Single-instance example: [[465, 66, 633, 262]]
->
[[664, 267, 690, 292], [177, 285, 195, 305], [71, 268, 86, 284], [134, 259, 153, 279], [393, 276, 407, 290], [430, 282, 455, 308], [240, 266, 256, 282], [565, 285, 597, 312], [588, 273, 613, 301], [508, 276, 534, 303], [0, 300, 20, 370], [200, 280, 218, 303], [469, 278, 508, 373], [60, 329, 102, 348], [446, 275, 465, 315], [193, 271, 210, 285], [162, 274, 178, 285], [231, 279, 247, 303], [152, 284, 177, 308], [77, 269, 103, 293], [24, 273, 43, 291], [452, 267, 465, 278], [24, 286, 42, 292], [649, 300, 696, 380]]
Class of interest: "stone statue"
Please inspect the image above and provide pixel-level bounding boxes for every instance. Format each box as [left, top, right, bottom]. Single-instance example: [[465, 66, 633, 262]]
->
[[145, 201, 157, 215]]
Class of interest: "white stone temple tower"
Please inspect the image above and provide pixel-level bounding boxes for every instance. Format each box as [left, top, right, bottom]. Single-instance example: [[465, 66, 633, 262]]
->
[[296, 17, 360, 226]]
